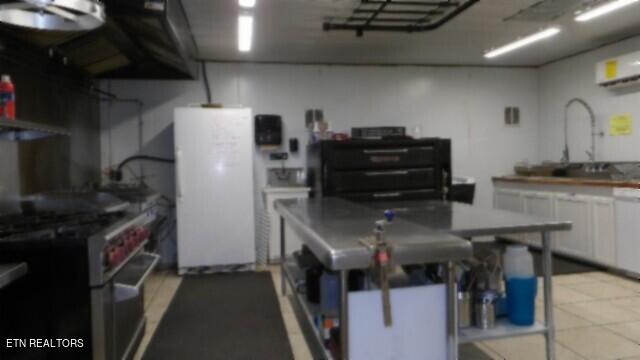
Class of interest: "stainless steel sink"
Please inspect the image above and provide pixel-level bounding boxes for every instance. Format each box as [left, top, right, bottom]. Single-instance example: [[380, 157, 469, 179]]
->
[[515, 162, 640, 181], [566, 162, 640, 181]]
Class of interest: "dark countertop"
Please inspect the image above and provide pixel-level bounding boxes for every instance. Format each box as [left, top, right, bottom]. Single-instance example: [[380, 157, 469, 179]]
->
[[0, 262, 28, 289], [493, 175, 640, 189]]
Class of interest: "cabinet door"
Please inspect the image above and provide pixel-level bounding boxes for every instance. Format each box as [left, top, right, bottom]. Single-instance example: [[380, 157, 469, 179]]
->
[[554, 194, 592, 259], [616, 197, 640, 274], [523, 192, 555, 247], [493, 189, 524, 242], [591, 197, 616, 266], [494, 189, 523, 213]]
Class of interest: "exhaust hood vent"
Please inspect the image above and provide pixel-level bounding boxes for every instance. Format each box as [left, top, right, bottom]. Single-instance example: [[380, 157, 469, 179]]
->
[[0, 0, 106, 31], [0, 0, 198, 79]]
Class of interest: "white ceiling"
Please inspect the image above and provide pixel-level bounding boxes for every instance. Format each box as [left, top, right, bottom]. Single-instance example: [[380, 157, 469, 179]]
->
[[183, 0, 640, 67]]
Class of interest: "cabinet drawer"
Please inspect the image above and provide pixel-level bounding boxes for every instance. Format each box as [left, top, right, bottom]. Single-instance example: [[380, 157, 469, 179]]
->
[[340, 189, 440, 202], [331, 168, 436, 193], [331, 146, 436, 169]]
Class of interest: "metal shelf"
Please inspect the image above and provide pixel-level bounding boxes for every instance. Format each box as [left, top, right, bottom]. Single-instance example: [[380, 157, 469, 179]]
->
[[459, 319, 547, 344], [284, 259, 549, 357], [282, 259, 335, 360], [0, 118, 71, 141], [0, 262, 28, 289]]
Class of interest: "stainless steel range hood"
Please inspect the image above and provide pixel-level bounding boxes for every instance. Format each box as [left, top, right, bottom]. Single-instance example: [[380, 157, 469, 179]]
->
[[0, 0, 198, 79]]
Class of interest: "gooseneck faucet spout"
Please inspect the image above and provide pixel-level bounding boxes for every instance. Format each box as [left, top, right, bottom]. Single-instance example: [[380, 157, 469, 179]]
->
[[563, 98, 603, 164]]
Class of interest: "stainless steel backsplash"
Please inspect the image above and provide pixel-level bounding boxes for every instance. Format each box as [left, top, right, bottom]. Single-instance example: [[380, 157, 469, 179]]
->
[[0, 43, 101, 197]]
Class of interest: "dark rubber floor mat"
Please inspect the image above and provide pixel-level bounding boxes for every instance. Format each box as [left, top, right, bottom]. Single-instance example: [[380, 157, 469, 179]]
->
[[143, 272, 293, 360]]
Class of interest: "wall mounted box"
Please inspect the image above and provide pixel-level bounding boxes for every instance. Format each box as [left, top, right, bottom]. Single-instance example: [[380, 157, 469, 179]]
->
[[289, 138, 299, 153], [596, 51, 640, 89], [255, 115, 283, 146]]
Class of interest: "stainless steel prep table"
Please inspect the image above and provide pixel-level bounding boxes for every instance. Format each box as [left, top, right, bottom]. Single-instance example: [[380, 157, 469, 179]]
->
[[275, 198, 571, 360]]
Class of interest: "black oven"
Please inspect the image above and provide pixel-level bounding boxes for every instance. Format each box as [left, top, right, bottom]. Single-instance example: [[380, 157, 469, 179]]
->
[[307, 138, 452, 202]]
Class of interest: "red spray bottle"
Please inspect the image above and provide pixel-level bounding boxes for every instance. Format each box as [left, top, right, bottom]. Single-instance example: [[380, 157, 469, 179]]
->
[[0, 75, 16, 120]]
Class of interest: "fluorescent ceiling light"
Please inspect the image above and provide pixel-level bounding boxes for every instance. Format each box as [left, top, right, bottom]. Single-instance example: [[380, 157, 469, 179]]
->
[[575, 0, 638, 21], [238, 15, 253, 52], [239, 0, 256, 8], [484, 27, 561, 59]]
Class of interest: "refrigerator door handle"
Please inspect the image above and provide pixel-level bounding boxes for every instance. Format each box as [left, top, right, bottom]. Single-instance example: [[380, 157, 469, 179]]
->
[[176, 149, 185, 200]]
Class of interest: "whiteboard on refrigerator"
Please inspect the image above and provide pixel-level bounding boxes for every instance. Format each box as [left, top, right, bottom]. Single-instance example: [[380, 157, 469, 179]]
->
[[174, 107, 256, 270]]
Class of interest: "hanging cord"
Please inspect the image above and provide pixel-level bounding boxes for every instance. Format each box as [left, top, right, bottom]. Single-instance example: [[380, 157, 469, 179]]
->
[[109, 155, 175, 182], [201, 61, 212, 104]]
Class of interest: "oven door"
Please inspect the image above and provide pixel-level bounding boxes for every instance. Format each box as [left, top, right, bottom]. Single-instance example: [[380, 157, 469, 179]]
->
[[92, 252, 160, 360]]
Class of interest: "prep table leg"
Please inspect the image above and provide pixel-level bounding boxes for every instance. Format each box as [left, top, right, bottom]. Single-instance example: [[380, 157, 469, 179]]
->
[[542, 231, 556, 360], [447, 261, 458, 360], [280, 216, 286, 296], [340, 270, 349, 360]]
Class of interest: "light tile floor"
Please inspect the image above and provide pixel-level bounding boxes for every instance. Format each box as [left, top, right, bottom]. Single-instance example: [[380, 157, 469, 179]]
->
[[136, 268, 640, 360]]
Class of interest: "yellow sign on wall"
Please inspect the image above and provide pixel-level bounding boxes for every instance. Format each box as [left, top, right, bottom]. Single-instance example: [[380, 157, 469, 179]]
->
[[605, 60, 618, 80], [610, 114, 632, 136]]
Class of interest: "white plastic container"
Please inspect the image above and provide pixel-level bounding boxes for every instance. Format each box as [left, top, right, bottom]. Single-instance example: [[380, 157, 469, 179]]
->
[[503, 245, 534, 279]]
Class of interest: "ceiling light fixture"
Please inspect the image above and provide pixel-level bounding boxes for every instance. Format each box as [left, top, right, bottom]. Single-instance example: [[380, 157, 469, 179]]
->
[[575, 0, 639, 22], [484, 27, 561, 59], [238, 15, 253, 52], [239, 0, 256, 8]]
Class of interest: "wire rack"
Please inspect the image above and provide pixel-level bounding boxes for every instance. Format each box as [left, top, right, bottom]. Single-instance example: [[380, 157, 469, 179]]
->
[[323, 0, 480, 36]]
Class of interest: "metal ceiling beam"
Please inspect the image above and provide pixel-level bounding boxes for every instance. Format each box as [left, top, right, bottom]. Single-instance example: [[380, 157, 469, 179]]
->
[[348, 17, 429, 23], [361, 1, 460, 7], [354, 9, 444, 15], [363, 0, 392, 27], [323, 0, 480, 35]]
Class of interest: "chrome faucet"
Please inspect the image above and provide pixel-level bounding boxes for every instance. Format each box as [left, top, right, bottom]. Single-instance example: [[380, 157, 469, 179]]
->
[[563, 98, 604, 164]]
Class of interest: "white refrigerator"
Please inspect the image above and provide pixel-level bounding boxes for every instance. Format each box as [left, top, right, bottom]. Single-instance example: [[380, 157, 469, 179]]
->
[[174, 107, 256, 272]]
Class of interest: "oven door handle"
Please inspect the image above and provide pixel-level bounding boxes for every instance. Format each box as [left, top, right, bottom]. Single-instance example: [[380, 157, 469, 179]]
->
[[115, 252, 160, 295], [363, 148, 409, 154], [365, 170, 409, 176]]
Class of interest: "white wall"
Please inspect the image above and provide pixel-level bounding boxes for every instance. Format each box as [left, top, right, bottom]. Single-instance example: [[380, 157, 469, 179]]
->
[[101, 63, 539, 209], [538, 35, 640, 163], [101, 63, 539, 263]]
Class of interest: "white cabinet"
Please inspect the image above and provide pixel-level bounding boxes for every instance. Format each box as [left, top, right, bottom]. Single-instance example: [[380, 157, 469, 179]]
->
[[522, 192, 555, 247], [554, 194, 592, 259], [263, 187, 310, 262], [493, 183, 623, 270], [591, 197, 616, 266], [615, 188, 640, 274], [493, 189, 525, 242], [494, 189, 523, 213]]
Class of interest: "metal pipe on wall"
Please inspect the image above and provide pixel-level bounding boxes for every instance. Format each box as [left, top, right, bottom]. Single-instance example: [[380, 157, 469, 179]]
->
[[94, 86, 146, 183]]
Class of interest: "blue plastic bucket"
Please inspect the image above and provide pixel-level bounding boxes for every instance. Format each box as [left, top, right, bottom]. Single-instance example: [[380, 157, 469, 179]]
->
[[506, 276, 537, 326]]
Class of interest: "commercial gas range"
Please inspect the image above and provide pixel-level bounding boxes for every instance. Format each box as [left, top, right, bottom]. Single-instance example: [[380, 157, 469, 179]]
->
[[0, 201, 159, 360]]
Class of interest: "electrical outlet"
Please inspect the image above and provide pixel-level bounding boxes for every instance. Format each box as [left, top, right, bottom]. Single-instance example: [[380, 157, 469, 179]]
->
[[269, 152, 289, 161], [505, 107, 520, 126]]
